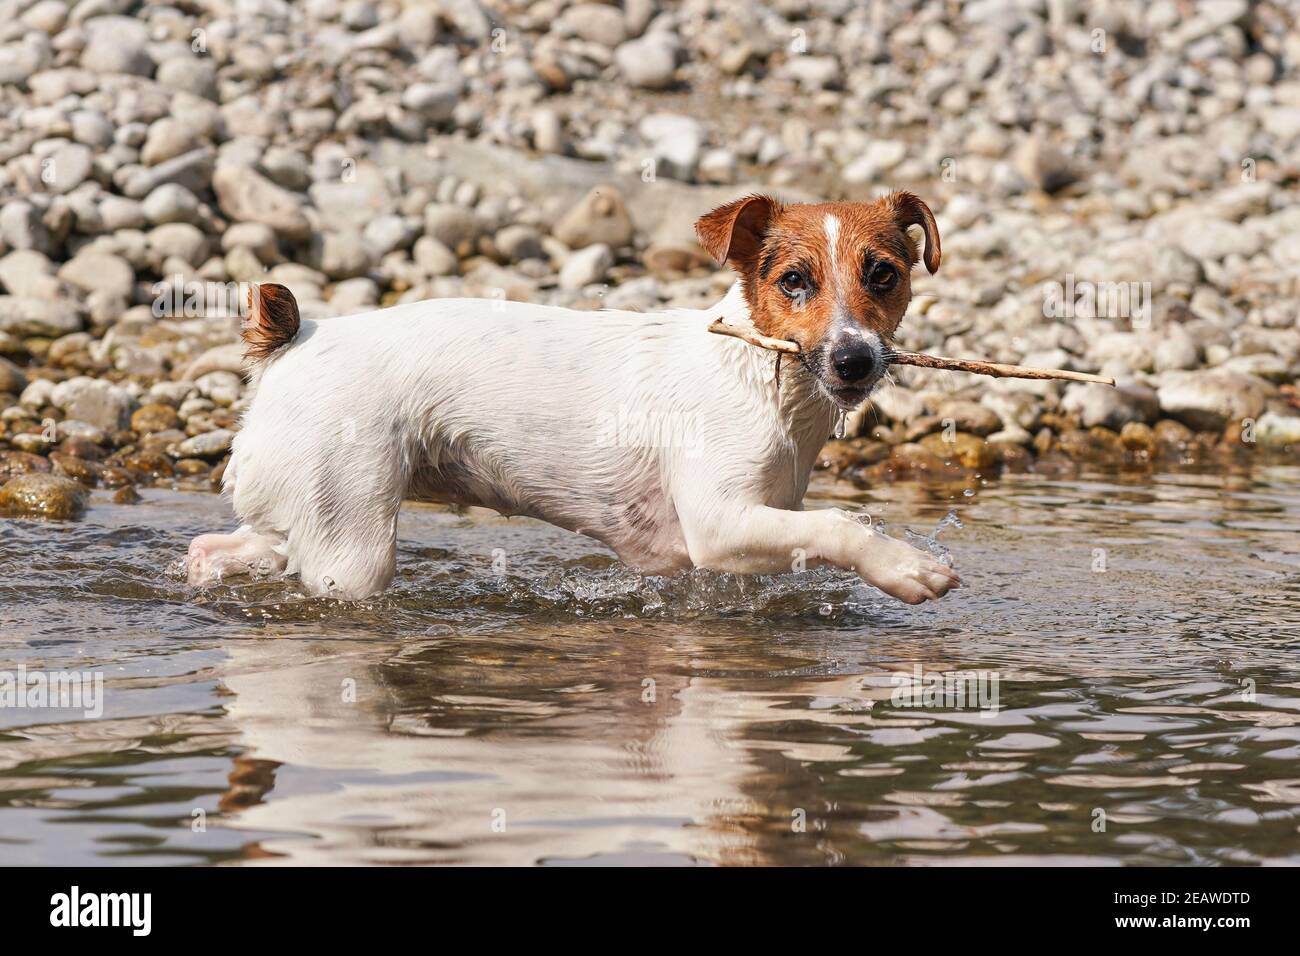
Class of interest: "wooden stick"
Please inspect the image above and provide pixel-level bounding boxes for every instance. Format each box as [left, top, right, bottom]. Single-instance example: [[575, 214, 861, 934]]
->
[[707, 319, 801, 354], [708, 319, 1114, 386], [887, 350, 1115, 386]]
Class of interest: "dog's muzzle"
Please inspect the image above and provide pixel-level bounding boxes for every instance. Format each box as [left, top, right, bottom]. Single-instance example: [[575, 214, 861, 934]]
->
[[817, 324, 886, 409]]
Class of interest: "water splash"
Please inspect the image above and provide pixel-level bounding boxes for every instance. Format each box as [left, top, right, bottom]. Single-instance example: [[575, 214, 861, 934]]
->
[[904, 509, 963, 567], [852, 510, 885, 534]]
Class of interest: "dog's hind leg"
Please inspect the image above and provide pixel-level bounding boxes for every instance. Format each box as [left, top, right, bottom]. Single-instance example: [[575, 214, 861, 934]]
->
[[225, 364, 408, 600], [277, 458, 404, 600]]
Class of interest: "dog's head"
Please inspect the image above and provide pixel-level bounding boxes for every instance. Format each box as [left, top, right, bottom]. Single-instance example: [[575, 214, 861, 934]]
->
[[696, 192, 940, 410]]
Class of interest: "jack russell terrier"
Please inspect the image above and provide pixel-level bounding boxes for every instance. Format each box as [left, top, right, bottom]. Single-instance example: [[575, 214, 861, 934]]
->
[[186, 191, 959, 605]]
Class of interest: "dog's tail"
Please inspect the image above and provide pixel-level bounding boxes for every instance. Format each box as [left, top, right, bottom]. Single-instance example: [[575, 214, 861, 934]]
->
[[242, 282, 300, 362]]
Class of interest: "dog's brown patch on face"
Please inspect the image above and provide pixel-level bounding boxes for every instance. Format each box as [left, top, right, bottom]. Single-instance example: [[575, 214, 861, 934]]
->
[[695, 192, 940, 352]]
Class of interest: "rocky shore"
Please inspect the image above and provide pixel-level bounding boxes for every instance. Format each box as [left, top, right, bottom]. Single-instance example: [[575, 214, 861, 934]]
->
[[2, 0, 1299, 519]]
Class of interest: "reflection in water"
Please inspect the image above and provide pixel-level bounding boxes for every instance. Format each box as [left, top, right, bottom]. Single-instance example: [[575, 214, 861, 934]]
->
[[1, 465, 1298, 865]]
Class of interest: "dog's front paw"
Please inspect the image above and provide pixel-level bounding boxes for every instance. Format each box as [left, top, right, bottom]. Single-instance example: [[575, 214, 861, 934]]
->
[[857, 535, 960, 605]]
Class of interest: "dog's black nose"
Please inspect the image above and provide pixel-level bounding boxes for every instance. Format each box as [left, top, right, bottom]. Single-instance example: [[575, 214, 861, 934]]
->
[[832, 344, 876, 383]]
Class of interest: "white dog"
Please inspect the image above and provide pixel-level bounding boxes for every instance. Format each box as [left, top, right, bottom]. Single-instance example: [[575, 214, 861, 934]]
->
[[187, 191, 959, 604]]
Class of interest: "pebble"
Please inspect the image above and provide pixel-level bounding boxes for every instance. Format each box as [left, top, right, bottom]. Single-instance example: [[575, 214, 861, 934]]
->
[[1155, 371, 1269, 432], [0, 450, 52, 481], [885, 442, 949, 476], [112, 485, 142, 504], [174, 429, 235, 460], [51, 377, 135, 433], [43, 143, 95, 194], [155, 57, 218, 101], [1255, 412, 1300, 450], [559, 244, 614, 290], [935, 400, 1003, 438], [615, 36, 678, 90], [141, 184, 201, 225], [59, 252, 135, 302], [50, 452, 98, 488], [0, 357, 27, 395], [1061, 382, 1160, 431], [132, 404, 181, 434], [0, 0, 1295, 528], [919, 433, 996, 471], [0, 473, 88, 520], [560, 3, 628, 47], [212, 165, 312, 241], [552, 187, 635, 250], [638, 114, 703, 181], [1120, 422, 1157, 456], [494, 225, 546, 263], [79, 17, 153, 77], [423, 204, 481, 253]]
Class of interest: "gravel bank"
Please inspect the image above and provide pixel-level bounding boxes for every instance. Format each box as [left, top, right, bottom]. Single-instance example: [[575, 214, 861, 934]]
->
[[1, 0, 1298, 516]]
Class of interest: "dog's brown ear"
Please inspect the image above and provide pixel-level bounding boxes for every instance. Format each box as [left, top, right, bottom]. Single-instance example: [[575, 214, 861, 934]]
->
[[695, 194, 781, 271], [888, 191, 940, 275]]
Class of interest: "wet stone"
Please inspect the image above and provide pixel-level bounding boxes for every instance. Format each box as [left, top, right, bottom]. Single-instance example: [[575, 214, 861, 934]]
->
[[886, 442, 949, 474], [131, 403, 181, 435], [918, 432, 995, 471], [57, 435, 103, 460], [815, 439, 890, 474], [98, 466, 135, 489], [935, 400, 1002, 437], [0, 449, 52, 480], [175, 429, 234, 460], [49, 452, 99, 487], [174, 457, 211, 476], [1154, 419, 1196, 456], [1120, 422, 1157, 457], [9, 432, 51, 454], [120, 449, 174, 480], [140, 429, 188, 451], [988, 439, 1032, 470], [0, 473, 87, 520], [1056, 428, 1109, 460], [209, 457, 228, 486]]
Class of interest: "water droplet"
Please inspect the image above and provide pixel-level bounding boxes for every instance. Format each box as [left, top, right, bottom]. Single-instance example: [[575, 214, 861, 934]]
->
[[818, 603, 833, 616], [963, 488, 974, 497], [834, 410, 847, 439]]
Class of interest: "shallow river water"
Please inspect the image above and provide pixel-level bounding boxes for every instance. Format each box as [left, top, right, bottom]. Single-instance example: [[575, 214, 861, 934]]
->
[[2, 463, 1299, 866]]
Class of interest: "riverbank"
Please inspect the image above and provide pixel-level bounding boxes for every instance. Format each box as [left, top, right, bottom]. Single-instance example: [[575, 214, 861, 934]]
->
[[3, 0, 1300, 518]]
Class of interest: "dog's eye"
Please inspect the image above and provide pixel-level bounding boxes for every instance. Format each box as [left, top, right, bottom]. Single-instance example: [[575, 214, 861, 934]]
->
[[778, 271, 808, 296], [866, 262, 897, 291]]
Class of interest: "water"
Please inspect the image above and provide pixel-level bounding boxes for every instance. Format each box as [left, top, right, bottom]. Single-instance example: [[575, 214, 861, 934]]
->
[[904, 509, 963, 566], [2, 463, 1299, 866]]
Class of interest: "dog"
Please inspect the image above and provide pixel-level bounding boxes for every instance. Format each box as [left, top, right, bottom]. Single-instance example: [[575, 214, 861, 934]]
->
[[186, 191, 959, 605]]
